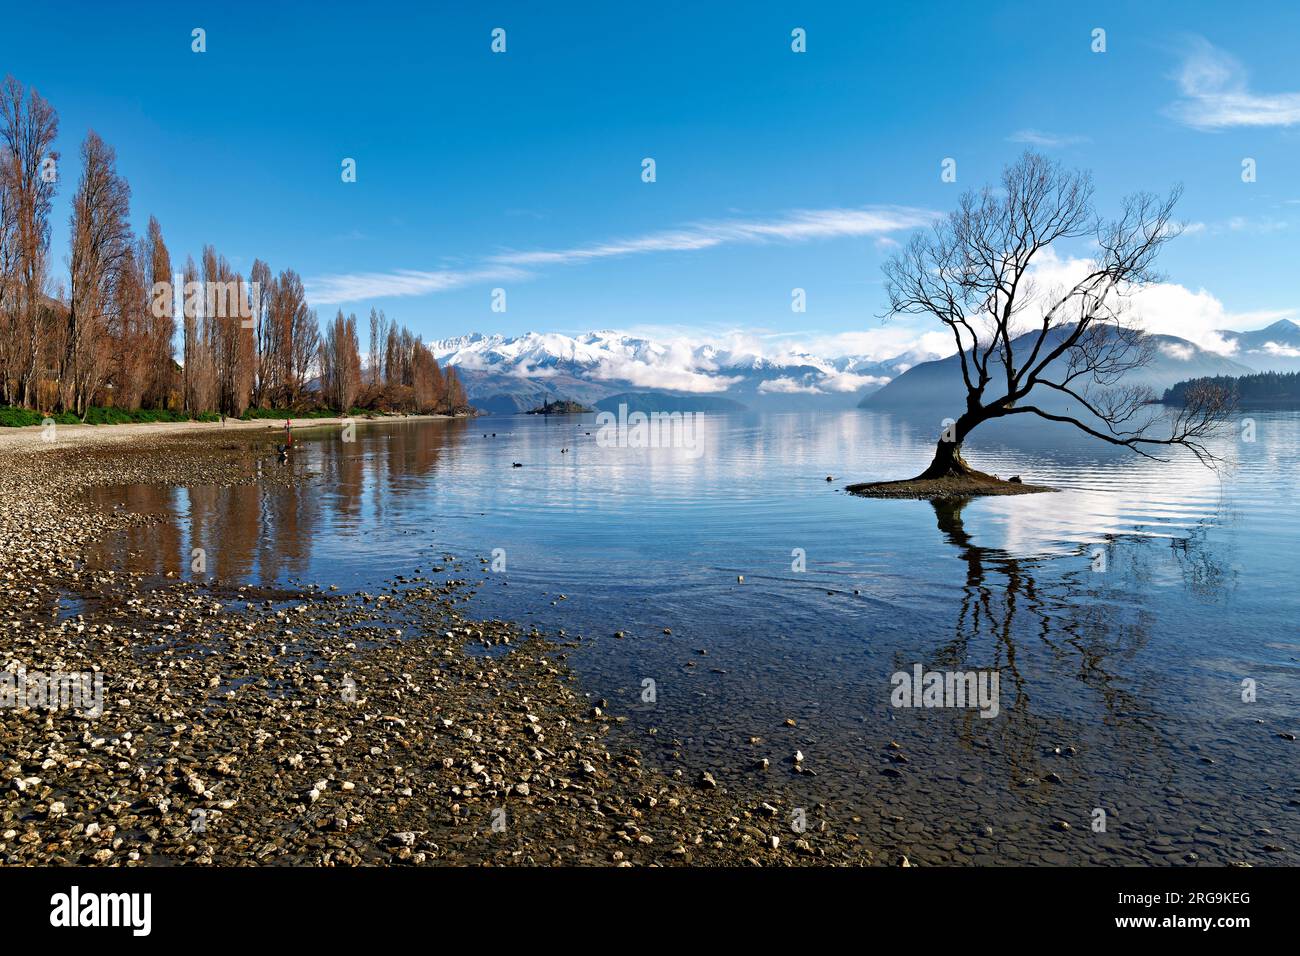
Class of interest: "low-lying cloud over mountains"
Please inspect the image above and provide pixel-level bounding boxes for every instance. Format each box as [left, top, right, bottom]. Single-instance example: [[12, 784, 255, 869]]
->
[[429, 318, 1300, 414], [428, 330, 932, 413]]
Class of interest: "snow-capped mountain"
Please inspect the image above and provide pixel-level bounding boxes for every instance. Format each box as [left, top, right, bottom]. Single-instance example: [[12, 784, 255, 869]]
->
[[426, 329, 935, 413], [427, 321, 1289, 414], [429, 330, 665, 374], [1215, 318, 1300, 370]]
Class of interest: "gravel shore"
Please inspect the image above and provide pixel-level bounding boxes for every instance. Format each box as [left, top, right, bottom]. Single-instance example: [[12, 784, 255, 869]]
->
[[0, 423, 875, 866]]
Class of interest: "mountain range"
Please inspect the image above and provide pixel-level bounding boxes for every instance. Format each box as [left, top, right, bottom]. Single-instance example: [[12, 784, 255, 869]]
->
[[426, 320, 1300, 415], [427, 330, 931, 414], [860, 326, 1254, 414], [1213, 318, 1300, 371]]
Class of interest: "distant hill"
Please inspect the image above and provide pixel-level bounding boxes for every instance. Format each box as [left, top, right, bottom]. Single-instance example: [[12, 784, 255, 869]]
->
[[593, 392, 747, 414], [861, 326, 1254, 416], [1215, 318, 1300, 372], [1163, 370, 1300, 408]]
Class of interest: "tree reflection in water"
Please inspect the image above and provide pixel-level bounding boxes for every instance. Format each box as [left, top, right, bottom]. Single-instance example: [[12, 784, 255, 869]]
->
[[922, 496, 1234, 786]]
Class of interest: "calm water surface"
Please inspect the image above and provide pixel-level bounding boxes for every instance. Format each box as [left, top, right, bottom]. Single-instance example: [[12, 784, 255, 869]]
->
[[89, 410, 1300, 865]]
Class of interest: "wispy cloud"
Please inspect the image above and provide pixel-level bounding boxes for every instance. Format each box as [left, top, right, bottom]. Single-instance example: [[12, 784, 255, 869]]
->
[[1170, 37, 1300, 129], [306, 267, 526, 304], [490, 206, 937, 267], [1007, 129, 1089, 149], [1180, 215, 1290, 237], [306, 206, 937, 304]]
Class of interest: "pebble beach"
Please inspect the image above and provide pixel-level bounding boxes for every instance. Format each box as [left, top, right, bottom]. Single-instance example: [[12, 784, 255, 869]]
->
[[0, 421, 877, 866]]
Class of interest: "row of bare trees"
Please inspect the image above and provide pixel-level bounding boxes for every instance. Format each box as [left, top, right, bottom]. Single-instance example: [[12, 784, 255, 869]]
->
[[0, 75, 469, 420]]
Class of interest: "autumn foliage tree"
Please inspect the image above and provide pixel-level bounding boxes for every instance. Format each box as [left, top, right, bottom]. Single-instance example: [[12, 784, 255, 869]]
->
[[65, 130, 131, 416], [0, 74, 471, 421], [0, 76, 58, 408], [108, 244, 150, 409], [139, 216, 174, 407], [320, 309, 361, 412]]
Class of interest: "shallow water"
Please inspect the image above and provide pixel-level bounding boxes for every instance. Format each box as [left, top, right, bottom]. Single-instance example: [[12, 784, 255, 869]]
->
[[88, 409, 1300, 865]]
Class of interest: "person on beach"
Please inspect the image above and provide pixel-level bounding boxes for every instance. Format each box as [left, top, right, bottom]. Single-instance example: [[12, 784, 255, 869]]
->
[[275, 420, 293, 463]]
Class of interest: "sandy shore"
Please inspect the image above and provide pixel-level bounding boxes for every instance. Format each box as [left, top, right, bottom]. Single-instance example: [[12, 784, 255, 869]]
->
[[0, 412, 454, 453], [0, 425, 872, 866]]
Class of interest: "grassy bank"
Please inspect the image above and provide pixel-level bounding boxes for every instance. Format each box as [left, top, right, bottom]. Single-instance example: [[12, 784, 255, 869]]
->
[[0, 406, 219, 427], [0, 404, 393, 428]]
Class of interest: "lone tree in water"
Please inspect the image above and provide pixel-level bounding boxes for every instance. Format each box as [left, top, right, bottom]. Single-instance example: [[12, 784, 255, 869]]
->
[[880, 151, 1229, 484]]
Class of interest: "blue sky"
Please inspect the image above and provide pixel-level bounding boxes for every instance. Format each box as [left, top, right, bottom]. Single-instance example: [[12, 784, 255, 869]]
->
[[4, 0, 1300, 358]]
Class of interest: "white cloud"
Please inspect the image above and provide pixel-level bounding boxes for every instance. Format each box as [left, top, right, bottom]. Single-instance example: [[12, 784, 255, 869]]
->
[[592, 355, 742, 393], [758, 376, 824, 395], [820, 371, 892, 393], [1170, 37, 1300, 129], [490, 206, 938, 267], [306, 267, 525, 305], [305, 205, 938, 304], [1007, 129, 1089, 148], [1263, 341, 1300, 358], [796, 328, 957, 361], [1023, 247, 1279, 354], [1181, 216, 1290, 238], [510, 361, 559, 379]]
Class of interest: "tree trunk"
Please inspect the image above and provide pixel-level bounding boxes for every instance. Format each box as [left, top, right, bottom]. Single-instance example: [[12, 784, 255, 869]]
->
[[916, 411, 983, 479], [918, 437, 975, 479]]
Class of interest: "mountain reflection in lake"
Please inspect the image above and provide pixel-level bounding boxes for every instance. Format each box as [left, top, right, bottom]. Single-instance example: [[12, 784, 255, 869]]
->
[[87, 410, 1300, 865]]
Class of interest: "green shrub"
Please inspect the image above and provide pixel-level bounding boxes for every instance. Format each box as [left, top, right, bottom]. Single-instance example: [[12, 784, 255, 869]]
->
[[0, 405, 224, 427], [0, 407, 45, 427]]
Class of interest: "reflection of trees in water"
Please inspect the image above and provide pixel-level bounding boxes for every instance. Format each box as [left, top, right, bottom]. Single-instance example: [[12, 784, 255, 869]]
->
[[1111, 521, 1237, 604], [96, 420, 466, 585], [111, 484, 183, 576], [1169, 524, 1238, 600], [924, 496, 1232, 779]]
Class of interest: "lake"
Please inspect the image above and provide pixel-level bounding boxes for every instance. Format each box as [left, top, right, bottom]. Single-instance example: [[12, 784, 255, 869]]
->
[[89, 408, 1300, 865]]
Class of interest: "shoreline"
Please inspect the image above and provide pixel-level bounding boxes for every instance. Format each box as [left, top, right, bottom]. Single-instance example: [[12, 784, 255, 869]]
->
[[0, 427, 871, 866], [0, 412, 462, 453], [845, 474, 1057, 500]]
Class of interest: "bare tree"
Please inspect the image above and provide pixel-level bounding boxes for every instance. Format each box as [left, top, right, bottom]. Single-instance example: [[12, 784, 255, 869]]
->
[[411, 338, 444, 411], [66, 130, 132, 417], [0, 133, 15, 403], [181, 254, 216, 413], [444, 364, 466, 411], [109, 244, 150, 409], [139, 216, 174, 408], [274, 269, 318, 406], [367, 306, 388, 387], [249, 258, 272, 407], [201, 245, 254, 416], [882, 151, 1230, 481], [320, 309, 361, 412], [0, 76, 59, 408]]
